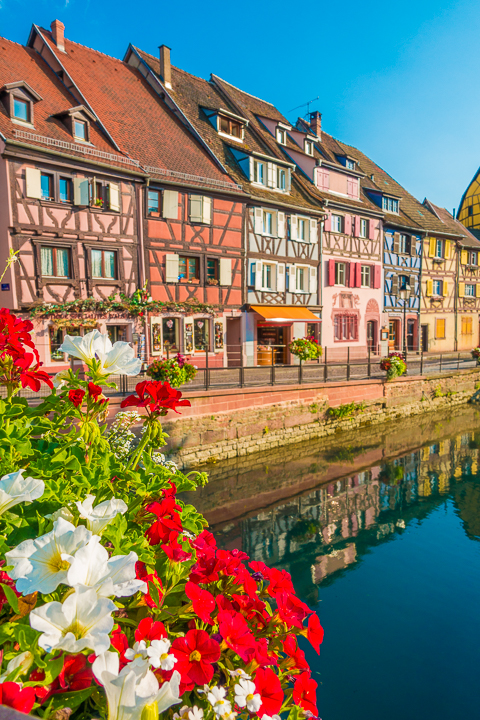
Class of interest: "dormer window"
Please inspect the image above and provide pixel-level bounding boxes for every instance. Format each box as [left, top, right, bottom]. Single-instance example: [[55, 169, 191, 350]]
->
[[276, 127, 286, 145], [346, 159, 355, 170], [277, 167, 286, 191], [253, 160, 265, 185], [304, 140, 314, 156], [382, 196, 399, 213], [1, 81, 42, 127], [55, 105, 95, 143], [74, 119, 87, 141], [219, 115, 242, 139]]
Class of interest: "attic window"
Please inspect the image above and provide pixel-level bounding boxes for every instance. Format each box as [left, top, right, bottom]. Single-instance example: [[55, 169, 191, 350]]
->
[[74, 119, 87, 141], [276, 128, 286, 145], [1, 81, 42, 127], [382, 196, 399, 213], [346, 159, 355, 170], [13, 98, 30, 122], [304, 140, 314, 156], [218, 115, 243, 140], [54, 105, 94, 143]]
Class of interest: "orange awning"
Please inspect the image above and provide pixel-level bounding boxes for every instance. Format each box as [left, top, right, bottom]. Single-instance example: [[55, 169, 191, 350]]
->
[[250, 306, 321, 322]]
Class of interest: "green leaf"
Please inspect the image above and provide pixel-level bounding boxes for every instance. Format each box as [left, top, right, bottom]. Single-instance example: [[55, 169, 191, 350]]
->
[[48, 686, 94, 711], [0, 583, 19, 614]]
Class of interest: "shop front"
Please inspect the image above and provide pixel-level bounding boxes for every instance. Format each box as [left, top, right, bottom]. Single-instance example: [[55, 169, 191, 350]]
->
[[248, 305, 322, 366]]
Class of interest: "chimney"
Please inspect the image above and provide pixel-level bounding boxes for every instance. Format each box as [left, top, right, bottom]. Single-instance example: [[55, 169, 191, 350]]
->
[[51, 19, 66, 53], [309, 111, 322, 138], [159, 45, 172, 89]]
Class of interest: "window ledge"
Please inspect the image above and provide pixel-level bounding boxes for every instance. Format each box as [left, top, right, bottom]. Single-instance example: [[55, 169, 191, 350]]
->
[[40, 200, 73, 209], [12, 119, 35, 129], [218, 131, 244, 143]]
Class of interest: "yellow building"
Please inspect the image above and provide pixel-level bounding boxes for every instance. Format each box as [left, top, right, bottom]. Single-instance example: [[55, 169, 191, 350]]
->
[[420, 201, 480, 352]]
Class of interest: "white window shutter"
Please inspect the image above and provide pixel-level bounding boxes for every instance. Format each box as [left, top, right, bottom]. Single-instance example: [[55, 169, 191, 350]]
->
[[277, 211, 285, 238], [165, 253, 179, 283], [255, 260, 262, 290], [277, 263, 285, 291], [290, 215, 298, 241], [73, 178, 89, 206], [190, 195, 203, 223], [271, 263, 277, 290], [249, 156, 255, 181], [267, 162, 274, 188], [310, 219, 318, 243], [162, 190, 178, 219], [25, 167, 42, 199], [219, 257, 232, 286], [254, 207, 263, 234], [286, 169, 291, 192], [202, 196, 212, 224], [288, 264, 296, 292], [108, 182, 120, 211], [309, 265, 317, 293]]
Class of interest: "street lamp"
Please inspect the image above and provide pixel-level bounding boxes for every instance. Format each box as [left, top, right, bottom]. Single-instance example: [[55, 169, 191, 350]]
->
[[399, 284, 410, 363]]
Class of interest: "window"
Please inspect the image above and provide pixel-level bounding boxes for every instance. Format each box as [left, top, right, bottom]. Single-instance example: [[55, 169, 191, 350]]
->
[[433, 279, 442, 296], [399, 234, 410, 254], [346, 159, 355, 170], [59, 177, 72, 203], [276, 127, 286, 145], [253, 160, 265, 185], [178, 256, 199, 281], [147, 190, 160, 216], [399, 275, 409, 291], [304, 140, 314, 156], [277, 167, 286, 190], [331, 215, 344, 233], [41, 247, 70, 278], [382, 197, 399, 213], [93, 181, 104, 208], [469, 251, 478, 266], [189, 195, 211, 224], [462, 316, 473, 335], [334, 314, 358, 341], [435, 239, 443, 258], [296, 266, 306, 292], [335, 262, 346, 285], [435, 318, 446, 339], [91, 249, 116, 279], [73, 119, 87, 141], [297, 217, 309, 242], [465, 284, 475, 297], [194, 319, 209, 351], [263, 211, 274, 235], [107, 326, 127, 344], [468, 206, 474, 217], [219, 115, 242, 138], [361, 265, 371, 288], [360, 219, 368, 238], [13, 97, 29, 122], [307, 322, 319, 342], [40, 173, 54, 201], [262, 264, 273, 289], [206, 258, 219, 283], [162, 317, 180, 351], [49, 327, 66, 362]]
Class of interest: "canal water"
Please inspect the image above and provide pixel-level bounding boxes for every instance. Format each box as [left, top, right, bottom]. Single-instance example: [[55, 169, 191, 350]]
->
[[182, 403, 480, 720]]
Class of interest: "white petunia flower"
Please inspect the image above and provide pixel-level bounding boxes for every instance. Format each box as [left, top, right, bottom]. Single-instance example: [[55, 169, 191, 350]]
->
[[147, 638, 177, 671], [220, 713, 237, 720], [173, 706, 190, 720], [59, 330, 142, 378], [93, 652, 181, 720], [234, 679, 261, 713], [0, 651, 34, 681], [45, 506, 75, 524], [59, 330, 103, 363], [261, 715, 281, 720], [6, 518, 91, 595], [207, 686, 232, 718], [30, 585, 116, 654], [75, 494, 128, 534], [227, 668, 251, 680], [124, 641, 149, 665], [188, 708, 204, 720], [0, 470, 44, 516], [66, 535, 147, 598], [52, 368, 71, 389]]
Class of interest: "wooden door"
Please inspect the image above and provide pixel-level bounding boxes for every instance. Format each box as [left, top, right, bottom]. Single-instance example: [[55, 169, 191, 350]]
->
[[421, 324, 429, 353], [367, 321, 376, 352], [226, 317, 242, 367], [388, 320, 398, 351]]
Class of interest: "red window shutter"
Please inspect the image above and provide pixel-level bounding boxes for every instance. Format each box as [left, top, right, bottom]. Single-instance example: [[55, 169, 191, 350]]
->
[[324, 213, 331, 232], [369, 218, 376, 240], [349, 263, 356, 288], [345, 214, 352, 235], [374, 264, 381, 289], [354, 216, 360, 237], [355, 263, 362, 287], [328, 258, 335, 286]]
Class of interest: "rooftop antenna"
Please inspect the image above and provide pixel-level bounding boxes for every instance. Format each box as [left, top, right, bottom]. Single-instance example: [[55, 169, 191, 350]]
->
[[288, 96, 320, 118]]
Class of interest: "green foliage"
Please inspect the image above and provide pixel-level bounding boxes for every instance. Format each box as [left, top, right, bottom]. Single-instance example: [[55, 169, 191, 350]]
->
[[326, 401, 366, 420], [289, 337, 323, 362], [146, 356, 197, 387], [433, 385, 444, 398]]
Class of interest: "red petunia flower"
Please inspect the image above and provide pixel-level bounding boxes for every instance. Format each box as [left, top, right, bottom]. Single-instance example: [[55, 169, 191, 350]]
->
[[29, 668, 57, 703], [307, 612, 324, 654], [185, 581, 216, 625], [171, 629, 220, 686], [0, 682, 36, 714], [135, 562, 164, 608], [282, 634, 309, 671], [161, 532, 192, 563], [121, 380, 191, 416], [276, 592, 312, 629], [145, 498, 183, 546], [14, 353, 53, 392], [218, 610, 256, 662], [255, 667, 284, 716], [293, 673, 318, 716], [88, 382, 103, 401], [110, 626, 130, 668], [68, 388, 85, 408], [58, 654, 93, 691], [135, 617, 167, 643], [267, 567, 295, 598]]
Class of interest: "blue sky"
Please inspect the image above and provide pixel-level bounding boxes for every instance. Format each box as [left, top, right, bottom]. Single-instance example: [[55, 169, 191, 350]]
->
[[2, 0, 479, 213]]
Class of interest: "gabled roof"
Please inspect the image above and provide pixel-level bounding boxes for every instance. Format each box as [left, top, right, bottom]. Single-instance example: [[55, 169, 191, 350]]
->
[[23, 25, 241, 191], [423, 199, 480, 246]]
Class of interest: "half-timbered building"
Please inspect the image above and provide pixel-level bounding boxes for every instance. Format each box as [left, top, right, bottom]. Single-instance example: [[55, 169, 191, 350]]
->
[[125, 46, 323, 366], [25, 22, 247, 369]]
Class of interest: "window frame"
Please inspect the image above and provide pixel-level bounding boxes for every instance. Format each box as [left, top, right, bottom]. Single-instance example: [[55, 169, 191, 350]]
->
[[40, 246, 71, 279], [360, 265, 371, 288], [334, 313, 358, 342], [295, 264, 309, 292], [432, 279, 442, 296], [435, 238, 443, 259], [304, 139, 314, 156], [297, 217, 310, 242], [346, 159, 355, 170], [382, 196, 399, 213], [13, 97, 30, 123], [335, 261, 346, 286], [331, 214, 344, 233], [147, 189, 161, 216], [178, 255, 200, 282], [469, 251, 478, 266], [40, 172, 54, 201], [253, 160, 266, 186], [263, 210, 274, 236], [262, 263, 274, 290], [398, 234, 409, 254], [73, 119, 88, 142], [206, 257, 219, 283], [359, 218, 368, 238], [276, 127, 286, 145], [58, 176, 73, 204], [277, 167, 287, 191], [91, 248, 118, 280], [218, 114, 243, 140], [465, 284, 475, 297]]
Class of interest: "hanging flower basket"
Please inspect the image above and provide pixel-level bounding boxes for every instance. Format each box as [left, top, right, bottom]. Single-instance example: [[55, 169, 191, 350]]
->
[[380, 351, 407, 380], [289, 337, 323, 362]]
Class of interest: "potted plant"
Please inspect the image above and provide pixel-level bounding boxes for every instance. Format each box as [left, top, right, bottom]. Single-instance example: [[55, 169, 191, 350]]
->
[[207, 278, 219, 286], [380, 351, 407, 380], [472, 347, 480, 365], [146, 352, 197, 387], [289, 336, 323, 362]]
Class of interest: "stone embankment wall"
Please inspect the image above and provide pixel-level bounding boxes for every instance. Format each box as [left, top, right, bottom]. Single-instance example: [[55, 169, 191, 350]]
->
[[153, 369, 480, 468]]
